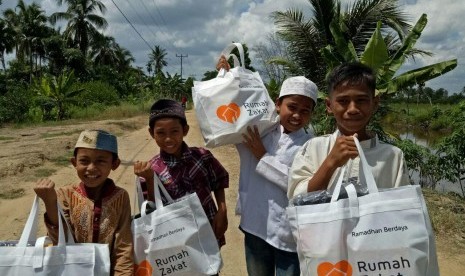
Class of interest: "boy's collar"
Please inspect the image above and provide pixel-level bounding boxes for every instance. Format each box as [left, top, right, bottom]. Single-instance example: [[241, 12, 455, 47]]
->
[[160, 142, 190, 163], [78, 178, 116, 200], [280, 124, 307, 137]]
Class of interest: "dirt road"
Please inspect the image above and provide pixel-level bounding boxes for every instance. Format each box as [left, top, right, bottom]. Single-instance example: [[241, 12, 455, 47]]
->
[[0, 110, 462, 275]]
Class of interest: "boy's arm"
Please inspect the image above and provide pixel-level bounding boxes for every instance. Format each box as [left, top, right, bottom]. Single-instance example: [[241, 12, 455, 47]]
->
[[212, 188, 228, 239], [242, 126, 290, 191], [112, 190, 135, 275], [34, 178, 59, 227]]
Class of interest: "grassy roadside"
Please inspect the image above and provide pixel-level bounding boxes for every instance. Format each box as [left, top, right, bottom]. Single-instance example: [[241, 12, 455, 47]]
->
[[424, 188, 465, 252]]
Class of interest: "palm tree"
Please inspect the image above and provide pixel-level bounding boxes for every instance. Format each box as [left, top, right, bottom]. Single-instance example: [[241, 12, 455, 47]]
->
[[114, 45, 134, 72], [0, 19, 15, 70], [148, 45, 168, 76], [50, 0, 108, 56], [271, 0, 412, 88], [3, 0, 49, 80], [90, 34, 119, 66]]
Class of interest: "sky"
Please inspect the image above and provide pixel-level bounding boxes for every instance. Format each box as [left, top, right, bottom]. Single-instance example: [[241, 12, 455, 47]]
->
[[1, 0, 464, 94]]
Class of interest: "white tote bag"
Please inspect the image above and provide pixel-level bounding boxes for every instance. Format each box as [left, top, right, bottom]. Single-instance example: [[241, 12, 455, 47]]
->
[[0, 196, 110, 275], [132, 175, 222, 275], [192, 42, 278, 148], [287, 137, 439, 276]]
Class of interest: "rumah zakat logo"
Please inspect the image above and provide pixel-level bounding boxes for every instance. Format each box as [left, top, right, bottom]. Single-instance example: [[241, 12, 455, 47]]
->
[[216, 103, 240, 123], [134, 260, 153, 276], [317, 260, 353, 276]]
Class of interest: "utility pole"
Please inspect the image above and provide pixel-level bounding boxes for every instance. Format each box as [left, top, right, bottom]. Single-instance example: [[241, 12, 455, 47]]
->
[[176, 54, 188, 80]]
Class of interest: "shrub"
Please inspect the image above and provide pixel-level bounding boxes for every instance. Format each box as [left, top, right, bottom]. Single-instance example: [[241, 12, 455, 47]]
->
[[76, 81, 120, 107], [0, 85, 33, 124]]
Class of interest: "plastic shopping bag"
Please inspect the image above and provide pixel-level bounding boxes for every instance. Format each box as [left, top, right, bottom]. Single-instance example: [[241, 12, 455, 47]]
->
[[0, 196, 110, 275], [132, 175, 222, 275], [192, 42, 278, 148], [287, 137, 439, 276]]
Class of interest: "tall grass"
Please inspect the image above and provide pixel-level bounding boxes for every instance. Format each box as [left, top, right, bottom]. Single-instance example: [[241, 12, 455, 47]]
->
[[70, 101, 152, 120]]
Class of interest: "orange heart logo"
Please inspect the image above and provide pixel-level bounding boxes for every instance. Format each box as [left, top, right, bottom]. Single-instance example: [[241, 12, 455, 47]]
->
[[216, 103, 241, 123], [317, 260, 352, 276], [134, 260, 153, 276]]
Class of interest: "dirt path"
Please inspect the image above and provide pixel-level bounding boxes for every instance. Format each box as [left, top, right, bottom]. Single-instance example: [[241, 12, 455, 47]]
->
[[0, 110, 462, 275]]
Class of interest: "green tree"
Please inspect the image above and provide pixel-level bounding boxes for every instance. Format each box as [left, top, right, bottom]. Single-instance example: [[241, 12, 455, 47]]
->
[[271, 0, 411, 87], [0, 19, 15, 70], [3, 0, 50, 80], [437, 127, 465, 197], [90, 34, 119, 66], [50, 0, 108, 56], [148, 45, 168, 76], [34, 70, 84, 120], [321, 15, 457, 95], [253, 33, 289, 84]]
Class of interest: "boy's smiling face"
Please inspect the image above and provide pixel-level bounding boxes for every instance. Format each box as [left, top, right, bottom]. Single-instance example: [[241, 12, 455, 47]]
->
[[276, 95, 314, 134], [150, 117, 189, 158], [326, 83, 379, 139], [72, 148, 119, 188]]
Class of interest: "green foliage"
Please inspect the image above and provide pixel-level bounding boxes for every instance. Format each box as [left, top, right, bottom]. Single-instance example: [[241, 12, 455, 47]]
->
[[272, 0, 412, 88], [265, 78, 281, 101], [34, 70, 84, 120], [322, 14, 457, 94], [77, 81, 120, 107], [436, 124, 465, 196], [0, 84, 33, 124]]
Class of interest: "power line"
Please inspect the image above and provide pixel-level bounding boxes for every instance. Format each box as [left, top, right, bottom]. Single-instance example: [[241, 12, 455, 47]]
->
[[109, 0, 153, 52], [111, 0, 178, 72]]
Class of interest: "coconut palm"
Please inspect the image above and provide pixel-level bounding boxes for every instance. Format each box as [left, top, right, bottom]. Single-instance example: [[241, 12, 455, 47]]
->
[[115, 45, 134, 72], [148, 45, 168, 76], [0, 19, 15, 70], [3, 0, 49, 80], [50, 0, 108, 56], [90, 34, 119, 66], [271, 0, 412, 88]]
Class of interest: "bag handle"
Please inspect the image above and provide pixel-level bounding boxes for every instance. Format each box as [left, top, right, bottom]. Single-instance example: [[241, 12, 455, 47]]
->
[[329, 135, 380, 217], [134, 173, 174, 216], [228, 53, 240, 68], [220, 43, 245, 69], [153, 173, 173, 209], [19, 196, 76, 268], [330, 135, 379, 202], [353, 136, 379, 193], [18, 196, 75, 247]]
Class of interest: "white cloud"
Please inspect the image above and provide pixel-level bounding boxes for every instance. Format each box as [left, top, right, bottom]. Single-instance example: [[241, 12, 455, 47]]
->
[[2, 0, 464, 93]]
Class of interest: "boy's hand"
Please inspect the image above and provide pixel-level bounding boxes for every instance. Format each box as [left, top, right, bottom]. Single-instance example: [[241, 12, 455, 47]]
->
[[242, 125, 266, 160], [34, 178, 57, 206], [216, 55, 230, 71], [34, 178, 59, 226], [133, 161, 154, 180], [212, 209, 228, 239], [327, 135, 359, 168]]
